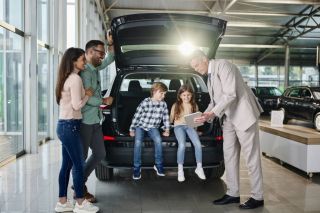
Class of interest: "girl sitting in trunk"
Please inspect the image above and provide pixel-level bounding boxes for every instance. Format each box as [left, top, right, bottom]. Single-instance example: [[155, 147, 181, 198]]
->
[[170, 85, 206, 182]]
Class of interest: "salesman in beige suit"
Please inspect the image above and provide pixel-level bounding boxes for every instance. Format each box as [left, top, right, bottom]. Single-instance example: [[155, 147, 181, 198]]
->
[[190, 50, 264, 209]]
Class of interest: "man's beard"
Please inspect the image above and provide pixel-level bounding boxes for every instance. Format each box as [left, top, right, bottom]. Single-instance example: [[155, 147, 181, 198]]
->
[[93, 58, 102, 67]]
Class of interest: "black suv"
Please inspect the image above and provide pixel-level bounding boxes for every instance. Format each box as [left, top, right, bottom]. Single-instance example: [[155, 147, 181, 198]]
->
[[277, 86, 320, 131], [251, 87, 282, 113], [96, 13, 227, 181]]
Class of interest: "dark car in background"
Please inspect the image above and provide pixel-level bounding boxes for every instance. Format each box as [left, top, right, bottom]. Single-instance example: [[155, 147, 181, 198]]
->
[[96, 13, 227, 181], [251, 86, 282, 113], [277, 86, 320, 131]]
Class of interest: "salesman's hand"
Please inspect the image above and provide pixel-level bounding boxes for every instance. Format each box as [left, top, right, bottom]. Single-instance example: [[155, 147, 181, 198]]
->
[[194, 111, 215, 123], [129, 131, 135, 137]]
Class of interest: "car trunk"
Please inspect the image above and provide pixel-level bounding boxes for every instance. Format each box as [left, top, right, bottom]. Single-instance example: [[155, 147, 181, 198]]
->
[[111, 69, 219, 141], [110, 13, 227, 68]]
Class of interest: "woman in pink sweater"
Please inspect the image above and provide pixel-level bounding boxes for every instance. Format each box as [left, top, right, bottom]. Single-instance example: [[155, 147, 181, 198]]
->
[[54, 47, 99, 213]]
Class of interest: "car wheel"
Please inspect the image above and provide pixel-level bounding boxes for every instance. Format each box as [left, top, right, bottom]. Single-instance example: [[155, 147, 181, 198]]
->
[[205, 162, 225, 179], [314, 113, 320, 131], [280, 108, 289, 124], [95, 163, 113, 181]]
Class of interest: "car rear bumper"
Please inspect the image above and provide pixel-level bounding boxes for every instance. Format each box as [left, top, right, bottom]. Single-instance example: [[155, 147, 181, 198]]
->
[[103, 143, 224, 168]]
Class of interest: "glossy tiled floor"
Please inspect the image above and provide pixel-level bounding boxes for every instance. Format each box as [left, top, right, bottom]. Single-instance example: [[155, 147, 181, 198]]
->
[[1, 140, 320, 213]]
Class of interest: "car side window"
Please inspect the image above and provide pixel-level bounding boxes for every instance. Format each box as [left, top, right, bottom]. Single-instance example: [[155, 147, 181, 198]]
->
[[288, 88, 300, 98], [301, 89, 312, 98]]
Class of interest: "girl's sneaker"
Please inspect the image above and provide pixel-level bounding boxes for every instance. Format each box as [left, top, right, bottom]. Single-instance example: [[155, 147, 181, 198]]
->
[[73, 199, 99, 213], [55, 200, 74, 212], [195, 167, 206, 180], [177, 170, 185, 182]]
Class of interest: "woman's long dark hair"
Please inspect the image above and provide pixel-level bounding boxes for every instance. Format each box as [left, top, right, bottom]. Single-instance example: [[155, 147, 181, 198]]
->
[[55, 47, 85, 104], [173, 84, 197, 121]]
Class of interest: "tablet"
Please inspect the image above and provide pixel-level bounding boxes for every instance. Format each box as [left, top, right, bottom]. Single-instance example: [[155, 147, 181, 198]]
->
[[184, 112, 203, 127]]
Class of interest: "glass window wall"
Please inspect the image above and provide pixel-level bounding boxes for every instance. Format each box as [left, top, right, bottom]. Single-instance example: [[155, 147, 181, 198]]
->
[[37, 0, 48, 43], [0, 28, 24, 162], [0, 0, 24, 30]]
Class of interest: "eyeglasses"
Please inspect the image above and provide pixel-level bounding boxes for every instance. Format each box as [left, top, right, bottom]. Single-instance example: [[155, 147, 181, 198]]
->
[[93, 48, 105, 56]]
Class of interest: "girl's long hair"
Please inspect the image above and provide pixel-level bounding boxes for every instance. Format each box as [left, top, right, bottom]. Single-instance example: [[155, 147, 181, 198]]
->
[[173, 84, 197, 120], [55, 47, 85, 104]]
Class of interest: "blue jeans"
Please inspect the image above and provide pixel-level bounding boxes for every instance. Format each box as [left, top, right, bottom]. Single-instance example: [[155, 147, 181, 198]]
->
[[133, 127, 163, 169], [174, 125, 202, 165], [56, 119, 84, 199]]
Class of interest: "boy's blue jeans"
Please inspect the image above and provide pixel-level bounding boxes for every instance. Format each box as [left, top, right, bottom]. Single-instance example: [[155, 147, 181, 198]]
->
[[133, 127, 163, 169], [56, 119, 84, 199], [174, 125, 202, 165]]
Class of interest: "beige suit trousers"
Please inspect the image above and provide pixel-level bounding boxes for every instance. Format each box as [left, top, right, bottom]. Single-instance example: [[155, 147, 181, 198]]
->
[[223, 118, 264, 200]]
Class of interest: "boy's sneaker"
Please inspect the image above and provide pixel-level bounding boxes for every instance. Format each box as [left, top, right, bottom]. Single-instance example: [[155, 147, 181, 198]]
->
[[55, 200, 73, 212], [177, 170, 185, 182], [132, 167, 141, 180], [153, 165, 165, 176], [195, 168, 206, 180], [73, 199, 99, 213]]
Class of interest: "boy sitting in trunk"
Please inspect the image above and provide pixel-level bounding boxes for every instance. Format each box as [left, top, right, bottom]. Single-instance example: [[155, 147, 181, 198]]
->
[[129, 82, 170, 180]]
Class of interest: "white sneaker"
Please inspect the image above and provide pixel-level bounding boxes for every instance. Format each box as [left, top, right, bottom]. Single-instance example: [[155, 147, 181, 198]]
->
[[55, 200, 74, 212], [195, 168, 206, 180], [73, 199, 99, 213], [178, 170, 185, 182]]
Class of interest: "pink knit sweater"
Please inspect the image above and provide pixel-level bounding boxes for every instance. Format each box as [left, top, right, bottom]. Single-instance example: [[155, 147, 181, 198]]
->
[[59, 72, 89, 119]]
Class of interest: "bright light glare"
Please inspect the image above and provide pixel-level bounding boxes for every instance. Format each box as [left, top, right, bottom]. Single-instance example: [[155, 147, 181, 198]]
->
[[178, 42, 195, 56]]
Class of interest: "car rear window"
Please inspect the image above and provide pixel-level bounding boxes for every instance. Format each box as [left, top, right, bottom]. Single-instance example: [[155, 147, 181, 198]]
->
[[119, 73, 208, 93]]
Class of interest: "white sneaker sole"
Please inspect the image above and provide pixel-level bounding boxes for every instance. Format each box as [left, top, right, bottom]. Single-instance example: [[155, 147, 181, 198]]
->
[[73, 208, 99, 213], [195, 169, 206, 180], [153, 165, 165, 176], [55, 207, 74, 212]]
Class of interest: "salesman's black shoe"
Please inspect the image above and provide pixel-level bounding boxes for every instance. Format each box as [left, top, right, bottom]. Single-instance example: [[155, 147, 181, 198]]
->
[[213, 194, 240, 205], [239, 197, 264, 209]]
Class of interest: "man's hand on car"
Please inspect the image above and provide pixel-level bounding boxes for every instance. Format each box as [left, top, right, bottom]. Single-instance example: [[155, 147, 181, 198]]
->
[[129, 131, 135, 137], [102, 96, 113, 105], [106, 29, 114, 53]]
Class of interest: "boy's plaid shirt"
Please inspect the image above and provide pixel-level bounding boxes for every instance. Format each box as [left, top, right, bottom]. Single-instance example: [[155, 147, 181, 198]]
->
[[129, 97, 170, 132]]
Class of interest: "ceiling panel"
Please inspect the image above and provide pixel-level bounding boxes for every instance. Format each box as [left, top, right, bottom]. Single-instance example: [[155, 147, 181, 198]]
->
[[102, 0, 320, 65]]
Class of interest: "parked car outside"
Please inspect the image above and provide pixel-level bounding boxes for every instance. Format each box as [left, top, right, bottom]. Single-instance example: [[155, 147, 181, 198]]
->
[[277, 86, 320, 131], [96, 13, 227, 181], [251, 86, 282, 113]]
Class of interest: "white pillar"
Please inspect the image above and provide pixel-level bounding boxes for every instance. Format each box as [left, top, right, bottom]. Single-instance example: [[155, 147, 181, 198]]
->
[[284, 45, 290, 88], [24, 0, 38, 153]]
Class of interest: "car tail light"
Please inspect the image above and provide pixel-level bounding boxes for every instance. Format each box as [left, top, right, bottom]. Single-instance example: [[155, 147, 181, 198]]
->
[[100, 105, 111, 115], [104, 135, 115, 141], [100, 105, 110, 110], [215, 136, 223, 141]]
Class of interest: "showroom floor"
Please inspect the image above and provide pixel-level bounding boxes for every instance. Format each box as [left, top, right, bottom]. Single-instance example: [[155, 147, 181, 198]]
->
[[1, 140, 320, 213]]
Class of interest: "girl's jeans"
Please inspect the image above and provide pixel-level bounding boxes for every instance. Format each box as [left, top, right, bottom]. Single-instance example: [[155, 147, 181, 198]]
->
[[174, 125, 202, 165]]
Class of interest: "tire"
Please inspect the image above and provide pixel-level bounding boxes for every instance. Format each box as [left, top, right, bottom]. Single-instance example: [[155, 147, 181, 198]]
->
[[314, 112, 320, 131], [280, 108, 289, 124], [205, 162, 225, 179], [95, 163, 113, 181]]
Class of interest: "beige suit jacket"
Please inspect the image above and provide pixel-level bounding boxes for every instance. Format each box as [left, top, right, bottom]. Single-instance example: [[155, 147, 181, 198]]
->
[[205, 59, 263, 131]]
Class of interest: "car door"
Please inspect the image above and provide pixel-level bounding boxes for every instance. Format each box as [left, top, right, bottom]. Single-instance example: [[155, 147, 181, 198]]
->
[[298, 88, 315, 120], [285, 88, 301, 119]]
